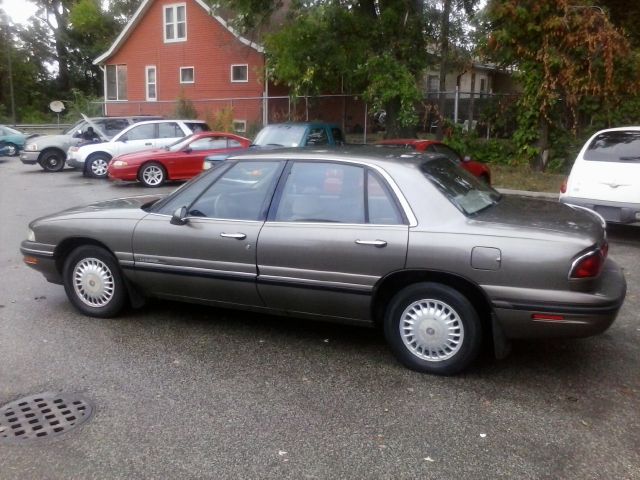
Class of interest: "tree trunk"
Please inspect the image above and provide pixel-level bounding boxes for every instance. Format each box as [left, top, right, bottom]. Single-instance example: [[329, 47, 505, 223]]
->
[[384, 97, 417, 138], [436, 0, 452, 140], [531, 117, 550, 172]]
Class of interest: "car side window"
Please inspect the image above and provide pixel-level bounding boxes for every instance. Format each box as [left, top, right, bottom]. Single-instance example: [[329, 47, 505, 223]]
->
[[274, 162, 365, 223], [228, 139, 243, 148], [367, 171, 404, 225], [187, 161, 282, 220], [305, 128, 329, 146], [124, 124, 156, 141], [158, 122, 183, 139], [101, 119, 129, 137], [185, 122, 210, 133], [189, 137, 228, 150]]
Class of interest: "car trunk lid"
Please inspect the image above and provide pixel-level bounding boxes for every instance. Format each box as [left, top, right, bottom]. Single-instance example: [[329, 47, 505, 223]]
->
[[473, 196, 603, 243]]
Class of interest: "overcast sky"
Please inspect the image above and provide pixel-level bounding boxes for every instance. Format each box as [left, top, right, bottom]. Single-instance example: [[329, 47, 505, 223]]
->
[[1, 0, 37, 25]]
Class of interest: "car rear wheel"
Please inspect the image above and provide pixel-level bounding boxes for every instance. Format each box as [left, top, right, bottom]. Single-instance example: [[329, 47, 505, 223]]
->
[[39, 150, 65, 172], [139, 162, 166, 187], [4, 142, 18, 156], [86, 153, 111, 178], [63, 245, 127, 318], [383, 282, 482, 375]]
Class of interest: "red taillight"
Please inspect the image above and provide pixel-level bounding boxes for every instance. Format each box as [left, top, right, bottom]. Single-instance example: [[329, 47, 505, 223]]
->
[[560, 178, 567, 194], [570, 250, 604, 279]]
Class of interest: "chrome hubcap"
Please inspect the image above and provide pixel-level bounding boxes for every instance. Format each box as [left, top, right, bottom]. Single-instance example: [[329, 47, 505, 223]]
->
[[6, 145, 16, 156], [91, 159, 108, 176], [399, 299, 464, 362], [72, 258, 115, 307], [142, 166, 163, 185]]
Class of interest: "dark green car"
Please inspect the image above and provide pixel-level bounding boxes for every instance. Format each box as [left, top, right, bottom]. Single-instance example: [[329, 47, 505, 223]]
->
[[21, 148, 626, 375]]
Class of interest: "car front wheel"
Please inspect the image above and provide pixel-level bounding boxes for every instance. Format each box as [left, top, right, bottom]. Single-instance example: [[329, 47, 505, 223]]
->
[[63, 245, 127, 318], [4, 142, 18, 156], [383, 282, 482, 375], [86, 154, 111, 178], [39, 150, 65, 172], [138, 162, 166, 187]]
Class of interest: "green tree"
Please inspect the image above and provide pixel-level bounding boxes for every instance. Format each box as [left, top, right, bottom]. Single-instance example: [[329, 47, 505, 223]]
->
[[485, 0, 639, 171], [222, 0, 428, 137]]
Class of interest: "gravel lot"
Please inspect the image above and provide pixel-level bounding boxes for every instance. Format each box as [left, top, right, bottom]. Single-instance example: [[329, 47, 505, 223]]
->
[[1, 156, 639, 479]]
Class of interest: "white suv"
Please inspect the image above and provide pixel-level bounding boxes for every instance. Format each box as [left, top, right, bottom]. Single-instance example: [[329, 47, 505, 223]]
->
[[67, 119, 209, 178], [560, 127, 640, 225]]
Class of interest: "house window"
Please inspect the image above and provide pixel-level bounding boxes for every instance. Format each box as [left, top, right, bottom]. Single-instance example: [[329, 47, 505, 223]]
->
[[231, 64, 248, 83], [427, 74, 439, 93], [180, 67, 195, 84], [233, 120, 247, 133], [106, 64, 127, 100], [146, 66, 157, 101], [164, 3, 186, 42]]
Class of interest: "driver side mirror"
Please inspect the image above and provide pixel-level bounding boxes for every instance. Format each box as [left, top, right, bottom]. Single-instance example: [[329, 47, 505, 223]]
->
[[170, 206, 189, 225], [184, 147, 192, 154], [119, 136, 127, 143]]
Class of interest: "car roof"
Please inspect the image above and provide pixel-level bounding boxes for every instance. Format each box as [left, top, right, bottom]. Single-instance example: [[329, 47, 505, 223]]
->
[[591, 126, 640, 133], [227, 145, 445, 168]]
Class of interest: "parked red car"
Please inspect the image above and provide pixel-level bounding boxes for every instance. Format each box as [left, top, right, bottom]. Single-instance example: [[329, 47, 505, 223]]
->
[[107, 132, 251, 187], [376, 139, 491, 184]]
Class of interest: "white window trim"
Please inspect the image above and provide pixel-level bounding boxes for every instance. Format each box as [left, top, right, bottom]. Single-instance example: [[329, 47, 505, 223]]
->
[[146, 65, 157, 101], [180, 66, 195, 84], [163, 3, 187, 43], [230, 64, 248, 83], [233, 120, 247, 133]]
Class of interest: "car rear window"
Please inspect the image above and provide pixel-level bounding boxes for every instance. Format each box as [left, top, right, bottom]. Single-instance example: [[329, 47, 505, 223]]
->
[[421, 157, 500, 216], [584, 131, 640, 162]]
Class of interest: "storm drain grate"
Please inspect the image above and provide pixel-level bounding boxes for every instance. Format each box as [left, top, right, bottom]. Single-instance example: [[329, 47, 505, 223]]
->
[[0, 392, 93, 444]]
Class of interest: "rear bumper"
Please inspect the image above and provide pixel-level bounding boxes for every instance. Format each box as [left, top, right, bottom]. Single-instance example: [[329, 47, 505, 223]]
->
[[491, 259, 626, 339], [560, 195, 640, 224]]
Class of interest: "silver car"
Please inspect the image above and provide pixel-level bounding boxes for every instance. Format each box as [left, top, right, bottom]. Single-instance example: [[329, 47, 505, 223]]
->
[[20, 148, 626, 374]]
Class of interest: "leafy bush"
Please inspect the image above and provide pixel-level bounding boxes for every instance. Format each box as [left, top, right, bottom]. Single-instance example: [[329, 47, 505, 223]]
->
[[172, 92, 199, 119], [445, 131, 523, 166]]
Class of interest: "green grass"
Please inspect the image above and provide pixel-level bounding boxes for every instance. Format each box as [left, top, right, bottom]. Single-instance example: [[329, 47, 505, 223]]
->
[[491, 164, 565, 193]]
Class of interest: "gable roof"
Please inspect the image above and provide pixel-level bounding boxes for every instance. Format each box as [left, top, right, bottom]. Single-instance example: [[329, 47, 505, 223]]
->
[[93, 0, 264, 65]]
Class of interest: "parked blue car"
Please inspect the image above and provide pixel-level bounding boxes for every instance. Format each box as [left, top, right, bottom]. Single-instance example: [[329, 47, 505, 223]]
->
[[0, 125, 28, 156]]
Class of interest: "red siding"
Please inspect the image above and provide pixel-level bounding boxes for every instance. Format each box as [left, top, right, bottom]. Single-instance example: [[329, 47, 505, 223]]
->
[[104, 0, 265, 123]]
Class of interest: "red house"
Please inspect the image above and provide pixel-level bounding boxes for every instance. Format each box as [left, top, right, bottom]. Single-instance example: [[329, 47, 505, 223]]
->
[[94, 0, 269, 133], [95, 0, 369, 134]]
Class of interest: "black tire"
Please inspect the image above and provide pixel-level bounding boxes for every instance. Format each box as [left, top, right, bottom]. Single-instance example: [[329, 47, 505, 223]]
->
[[86, 153, 111, 178], [62, 245, 127, 318], [138, 162, 167, 187], [4, 142, 18, 156], [383, 282, 482, 375], [39, 150, 65, 172]]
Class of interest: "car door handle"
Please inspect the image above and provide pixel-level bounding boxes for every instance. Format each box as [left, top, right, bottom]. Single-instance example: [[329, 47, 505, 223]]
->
[[145, 142, 152, 146], [220, 233, 247, 240], [355, 239, 387, 248]]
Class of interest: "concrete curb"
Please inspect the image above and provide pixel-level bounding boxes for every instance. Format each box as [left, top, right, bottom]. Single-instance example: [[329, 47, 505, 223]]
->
[[496, 188, 559, 200]]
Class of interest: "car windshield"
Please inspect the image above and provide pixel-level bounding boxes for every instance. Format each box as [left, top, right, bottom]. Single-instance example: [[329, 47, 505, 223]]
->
[[3, 126, 21, 135], [253, 125, 307, 147], [63, 120, 87, 135], [421, 157, 501, 215], [165, 134, 196, 151]]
